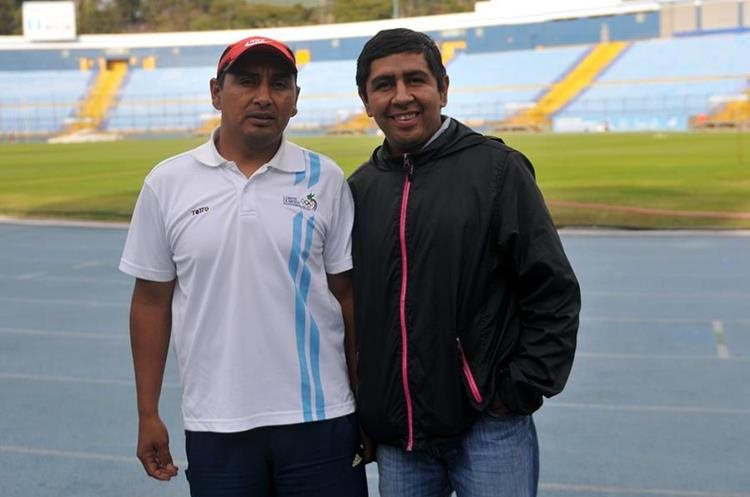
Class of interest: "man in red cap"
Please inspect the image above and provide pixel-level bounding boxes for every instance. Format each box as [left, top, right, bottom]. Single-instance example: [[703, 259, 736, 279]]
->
[[120, 35, 369, 496]]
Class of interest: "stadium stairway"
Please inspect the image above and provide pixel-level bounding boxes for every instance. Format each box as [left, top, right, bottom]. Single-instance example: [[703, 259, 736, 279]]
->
[[441, 40, 467, 65], [696, 88, 750, 128], [196, 115, 220, 136], [65, 60, 129, 133], [501, 41, 629, 131], [327, 112, 377, 135]]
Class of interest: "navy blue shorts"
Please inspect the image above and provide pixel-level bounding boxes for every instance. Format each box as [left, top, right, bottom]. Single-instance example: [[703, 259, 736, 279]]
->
[[184, 413, 368, 497]]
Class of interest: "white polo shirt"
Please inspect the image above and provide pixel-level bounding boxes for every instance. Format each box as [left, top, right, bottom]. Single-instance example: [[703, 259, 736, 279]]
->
[[120, 129, 355, 432]]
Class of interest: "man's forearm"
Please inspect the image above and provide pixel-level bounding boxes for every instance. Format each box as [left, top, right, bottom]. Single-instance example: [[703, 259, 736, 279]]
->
[[327, 271, 358, 390], [130, 279, 175, 417]]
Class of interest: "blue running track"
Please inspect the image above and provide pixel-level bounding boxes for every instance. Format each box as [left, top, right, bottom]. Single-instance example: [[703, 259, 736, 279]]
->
[[1, 222, 748, 497]]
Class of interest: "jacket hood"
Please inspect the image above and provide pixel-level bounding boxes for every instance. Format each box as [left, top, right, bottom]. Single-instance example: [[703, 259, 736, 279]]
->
[[367, 117, 494, 171]]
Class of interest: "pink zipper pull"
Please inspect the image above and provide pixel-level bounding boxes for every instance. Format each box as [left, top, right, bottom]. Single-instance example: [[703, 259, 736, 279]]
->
[[403, 153, 414, 179], [457, 337, 483, 404]]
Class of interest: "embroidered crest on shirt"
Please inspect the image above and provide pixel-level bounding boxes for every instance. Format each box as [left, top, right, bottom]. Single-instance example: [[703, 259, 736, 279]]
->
[[283, 192, 318, 211]]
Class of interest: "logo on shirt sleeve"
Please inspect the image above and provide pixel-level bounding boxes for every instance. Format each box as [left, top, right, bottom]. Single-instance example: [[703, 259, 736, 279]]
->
[[283, 192, 318, 211]]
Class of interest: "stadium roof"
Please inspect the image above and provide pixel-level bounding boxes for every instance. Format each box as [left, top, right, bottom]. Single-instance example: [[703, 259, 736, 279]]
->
[[0, 0, 660, 50]]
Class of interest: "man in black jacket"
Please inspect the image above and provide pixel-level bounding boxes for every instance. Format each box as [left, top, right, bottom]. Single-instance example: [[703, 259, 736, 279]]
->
[[348, 28, 581, 497]]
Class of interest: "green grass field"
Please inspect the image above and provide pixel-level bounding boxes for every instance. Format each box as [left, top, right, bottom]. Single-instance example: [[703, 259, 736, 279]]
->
[[1, 132, 748, 229]]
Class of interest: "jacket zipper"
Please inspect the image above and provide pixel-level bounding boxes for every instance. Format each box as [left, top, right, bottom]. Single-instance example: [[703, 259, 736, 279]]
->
[[399, 154, 415, 451], [457, 337, 483, 404]]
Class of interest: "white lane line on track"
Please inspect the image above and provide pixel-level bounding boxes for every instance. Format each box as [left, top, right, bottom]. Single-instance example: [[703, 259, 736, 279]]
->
[[0, 445, 187, 467], [713, 319, 730, 359], [0, 372, 180, 389], [557, 229, 750, 237], [72, 261, 107, 269], [0, 296, 124, 307], [575, 352, 749, 362], [541, 482, 750, 497], [14, 271, 47, 280], [550, 402, 750, 415], [585, 291, 750, 299], [583, 316, 750, 325], [0, 326, 125, 340], [0, 274, 129, 285]]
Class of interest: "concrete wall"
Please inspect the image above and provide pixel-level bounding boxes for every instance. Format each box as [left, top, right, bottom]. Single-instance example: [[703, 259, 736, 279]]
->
[[661, 0, 750, 36], [701, 0, 742, 31]]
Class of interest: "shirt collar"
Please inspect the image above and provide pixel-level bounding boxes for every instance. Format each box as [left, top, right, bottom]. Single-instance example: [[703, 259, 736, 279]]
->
[[188, 127, 226, 167], [421, 116, 452, 150], [190, 127, 305, 173]]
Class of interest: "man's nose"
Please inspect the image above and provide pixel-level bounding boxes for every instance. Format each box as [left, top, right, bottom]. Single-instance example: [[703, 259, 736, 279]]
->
[[392, 80, 413, 105], [253, 81, 272, 105]]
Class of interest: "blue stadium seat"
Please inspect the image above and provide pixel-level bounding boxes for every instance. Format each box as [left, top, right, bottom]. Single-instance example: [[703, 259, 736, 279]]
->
[[555, 32, 750, 131], [2, 30, 748, 135], [106, 66, 216, 133], [294, 60, 362, 129], [444, 46, 589, 122], [0, 70, 90, 135]]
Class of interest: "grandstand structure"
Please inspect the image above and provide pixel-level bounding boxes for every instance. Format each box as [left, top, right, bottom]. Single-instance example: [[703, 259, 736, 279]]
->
[[0, 0, 748, 141]]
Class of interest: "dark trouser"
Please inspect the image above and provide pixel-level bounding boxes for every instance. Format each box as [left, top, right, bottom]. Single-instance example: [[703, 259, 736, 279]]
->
[[185, 413, 368, 497]]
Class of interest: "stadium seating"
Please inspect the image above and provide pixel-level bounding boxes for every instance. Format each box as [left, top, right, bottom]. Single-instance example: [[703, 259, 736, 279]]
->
[[106, 66, 216, 133], [443, 46, 590, 123], [0, 70, 91, 136], [294, 60, 362, 130], [1, 19, 748, 137], [106, 60, 364, 133], [555, 32, 750, 131]]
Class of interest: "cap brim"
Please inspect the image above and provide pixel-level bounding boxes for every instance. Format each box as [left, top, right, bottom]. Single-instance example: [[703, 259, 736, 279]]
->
[[223, 45, 297, 76]]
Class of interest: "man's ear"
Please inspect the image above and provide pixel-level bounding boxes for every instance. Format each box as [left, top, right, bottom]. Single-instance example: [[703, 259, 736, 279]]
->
[[440, 75, 449, 108], [210, 78, 222, 111], [291, 85, 301, 117]]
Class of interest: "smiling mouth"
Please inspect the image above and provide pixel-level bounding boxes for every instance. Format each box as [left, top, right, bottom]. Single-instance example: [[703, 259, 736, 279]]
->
[[391, 112, 418, 122]]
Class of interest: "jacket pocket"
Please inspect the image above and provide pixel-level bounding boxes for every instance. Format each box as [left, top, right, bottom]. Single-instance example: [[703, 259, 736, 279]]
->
[[457, 337, 483, 404]]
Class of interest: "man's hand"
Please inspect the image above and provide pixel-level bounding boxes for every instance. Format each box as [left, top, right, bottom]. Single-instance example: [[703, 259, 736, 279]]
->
[[489, 395, 512, 416], [359, 426, 376, 464], [137, 415, 178, 480]]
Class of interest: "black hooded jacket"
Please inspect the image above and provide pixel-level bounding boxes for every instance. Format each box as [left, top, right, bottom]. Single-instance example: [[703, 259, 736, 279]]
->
[[348, 118, 580, 450]]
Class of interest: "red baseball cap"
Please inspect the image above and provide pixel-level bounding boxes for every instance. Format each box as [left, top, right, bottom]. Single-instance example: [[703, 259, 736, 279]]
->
[[216, 36, 297, 78]]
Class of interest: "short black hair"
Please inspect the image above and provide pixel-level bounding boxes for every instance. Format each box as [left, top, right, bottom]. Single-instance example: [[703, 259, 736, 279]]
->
[[356, 28, 446, 100]]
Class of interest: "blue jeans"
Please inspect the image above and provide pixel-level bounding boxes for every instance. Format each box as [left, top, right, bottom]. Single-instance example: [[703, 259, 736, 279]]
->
[[377, 413, 538, 497]]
